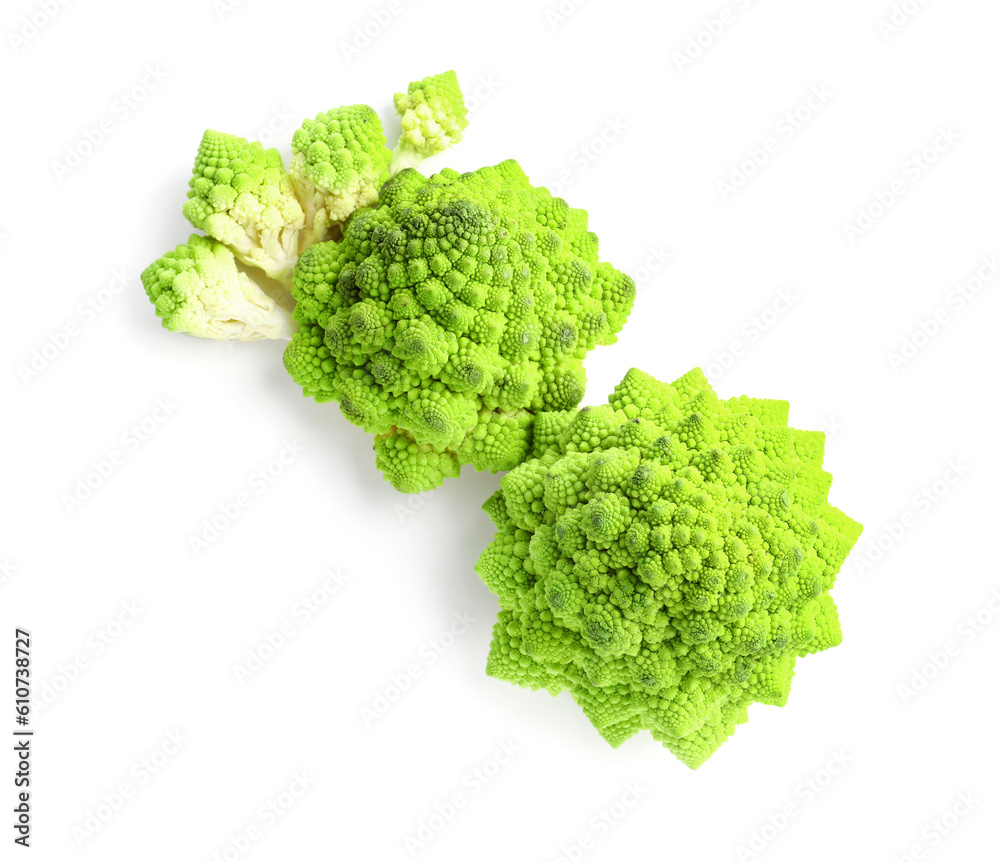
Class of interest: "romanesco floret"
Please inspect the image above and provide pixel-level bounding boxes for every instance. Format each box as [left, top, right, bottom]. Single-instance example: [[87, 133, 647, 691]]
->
[[476, 367, 863, 768], [390, 70, 469, 175], [141, 234, 295, 341], [183, 130, 305, 285], [283, 161, 636, 493], [290, 105, 392, 248]]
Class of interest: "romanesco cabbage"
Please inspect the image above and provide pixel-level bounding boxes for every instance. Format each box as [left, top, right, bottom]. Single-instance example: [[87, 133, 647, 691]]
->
[[476, 367, 862, 768], [283, 161, 636, 492], [137, 71, 867, 768]]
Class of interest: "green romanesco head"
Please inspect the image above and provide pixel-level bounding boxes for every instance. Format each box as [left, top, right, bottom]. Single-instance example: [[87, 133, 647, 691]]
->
[[290, 105, 392, 246], [141, 234, 295, 341], [390, 70, 469, 174], [476, 367, 863, 768], [183, 130, 305, 284], [283, 161, 636, 492]]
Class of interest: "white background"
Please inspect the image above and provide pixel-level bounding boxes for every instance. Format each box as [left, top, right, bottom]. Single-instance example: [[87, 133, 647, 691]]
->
[[2, 0, 998, 859]]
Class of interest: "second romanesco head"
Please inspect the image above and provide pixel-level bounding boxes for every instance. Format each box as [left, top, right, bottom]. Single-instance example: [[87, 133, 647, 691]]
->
[[476, 367, 863, 768]]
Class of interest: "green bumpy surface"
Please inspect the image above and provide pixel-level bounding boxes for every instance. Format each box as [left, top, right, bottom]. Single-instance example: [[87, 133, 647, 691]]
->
[[283, 161, 636, 492], [476, 367, 863, 768]]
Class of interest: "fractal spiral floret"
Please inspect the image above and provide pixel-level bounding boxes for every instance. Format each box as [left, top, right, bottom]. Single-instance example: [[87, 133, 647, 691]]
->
[[283, 161, 636, 492], [476, 367, 862, 768]]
